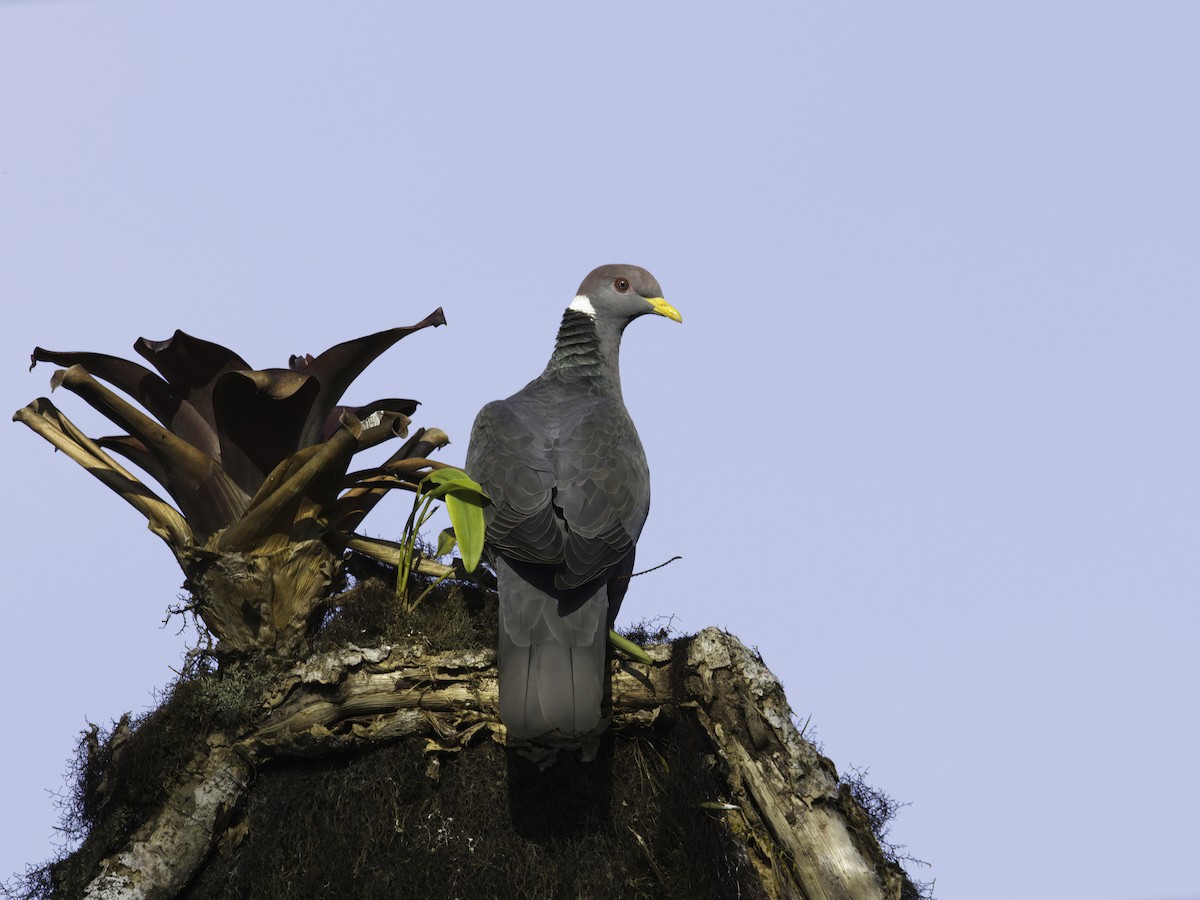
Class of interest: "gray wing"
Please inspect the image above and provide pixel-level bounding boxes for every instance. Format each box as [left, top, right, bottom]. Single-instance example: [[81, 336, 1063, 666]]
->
[[465, 393, 650, 590], [465, 398, 564, 564], [552, 396, 650, 589]]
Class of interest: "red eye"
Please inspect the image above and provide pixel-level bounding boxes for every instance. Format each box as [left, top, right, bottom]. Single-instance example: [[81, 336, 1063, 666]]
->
[[614, 278, 630, 293]]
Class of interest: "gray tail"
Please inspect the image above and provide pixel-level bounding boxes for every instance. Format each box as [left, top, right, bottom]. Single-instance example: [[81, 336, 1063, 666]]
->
[[496, 558, 608, 739]]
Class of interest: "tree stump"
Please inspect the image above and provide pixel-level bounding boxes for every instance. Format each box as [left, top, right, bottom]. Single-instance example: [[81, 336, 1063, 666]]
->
[[46, 579, 917, 900]]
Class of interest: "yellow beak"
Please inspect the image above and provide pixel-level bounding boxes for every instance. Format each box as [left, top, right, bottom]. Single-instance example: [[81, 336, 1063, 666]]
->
[[647, 297, 683, 323]]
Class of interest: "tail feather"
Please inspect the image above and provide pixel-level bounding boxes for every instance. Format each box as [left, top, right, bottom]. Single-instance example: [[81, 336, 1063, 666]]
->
[[497, 558, 608, 738]]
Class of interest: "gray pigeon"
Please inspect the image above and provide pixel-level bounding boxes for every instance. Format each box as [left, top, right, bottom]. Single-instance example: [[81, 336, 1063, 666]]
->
[[465, 264, 681, 740]]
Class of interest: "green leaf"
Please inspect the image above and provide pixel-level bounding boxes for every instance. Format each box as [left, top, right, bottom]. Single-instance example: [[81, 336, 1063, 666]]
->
[[435, 527, 457, 558], [419, 468, 489, 572], [444, 491, 486, 571], [608, 629, 653, 664], [420, 467, 490, 501]]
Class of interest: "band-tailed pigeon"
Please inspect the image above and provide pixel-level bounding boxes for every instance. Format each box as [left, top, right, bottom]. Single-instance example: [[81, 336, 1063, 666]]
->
[[465, 264, 681, 740]]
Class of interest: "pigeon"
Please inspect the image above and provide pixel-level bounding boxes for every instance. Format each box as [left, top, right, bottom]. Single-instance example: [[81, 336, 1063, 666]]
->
[[465, 264, 681, 739]]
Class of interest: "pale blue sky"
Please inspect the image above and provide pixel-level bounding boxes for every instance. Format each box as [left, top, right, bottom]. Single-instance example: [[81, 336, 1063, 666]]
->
[[2, 4, 1198, 898]]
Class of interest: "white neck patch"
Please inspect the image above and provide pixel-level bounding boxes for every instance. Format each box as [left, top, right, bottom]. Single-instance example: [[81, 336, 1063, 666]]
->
[[568, 294, 596, 317]]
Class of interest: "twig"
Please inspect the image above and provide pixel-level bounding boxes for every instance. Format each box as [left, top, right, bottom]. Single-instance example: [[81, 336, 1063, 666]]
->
[[619, 555, 683, 580]]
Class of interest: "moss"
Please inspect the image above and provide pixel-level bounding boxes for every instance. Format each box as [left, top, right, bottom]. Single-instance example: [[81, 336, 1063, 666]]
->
[[618, 615, 684, 646], [180, 712, 765, 900], [313, 571, 498, 656]]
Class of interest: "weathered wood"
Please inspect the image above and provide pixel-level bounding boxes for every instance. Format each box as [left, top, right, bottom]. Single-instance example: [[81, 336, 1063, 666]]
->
[[82, 740, 251, 900], [248, 641, 670, 757], [684, 630, 904, 900]]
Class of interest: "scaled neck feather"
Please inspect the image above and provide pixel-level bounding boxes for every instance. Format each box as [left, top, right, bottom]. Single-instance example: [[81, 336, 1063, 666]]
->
[[542, 306, 626, 396]]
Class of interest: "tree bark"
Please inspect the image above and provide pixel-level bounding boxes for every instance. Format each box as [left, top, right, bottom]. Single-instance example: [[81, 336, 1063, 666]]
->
[[78, 628, 907, 900], [82, 741, 250, 900]]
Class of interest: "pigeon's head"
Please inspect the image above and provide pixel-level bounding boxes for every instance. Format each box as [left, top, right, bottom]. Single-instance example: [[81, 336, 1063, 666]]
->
[[570, 264, 683, 325]]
